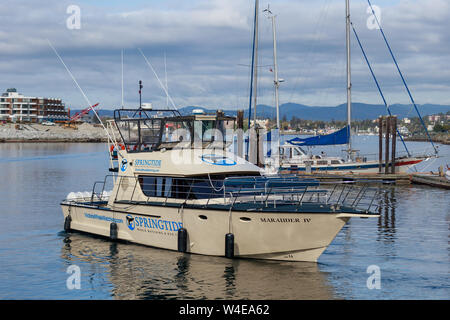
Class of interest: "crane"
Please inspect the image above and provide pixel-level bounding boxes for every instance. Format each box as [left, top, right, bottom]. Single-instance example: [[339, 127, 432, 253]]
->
[[70, 103, 99, 122], [64, 103, 100, 129]]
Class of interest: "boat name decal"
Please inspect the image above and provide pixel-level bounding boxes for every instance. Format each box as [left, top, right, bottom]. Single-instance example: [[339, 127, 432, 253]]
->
[[260, 217, 311, 223], [126, 214, 182, 233], [134, 159, 162, 172]]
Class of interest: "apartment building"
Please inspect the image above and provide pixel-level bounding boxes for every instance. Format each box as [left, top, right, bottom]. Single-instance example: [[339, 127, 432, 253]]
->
[[0, 88, 69, 123]]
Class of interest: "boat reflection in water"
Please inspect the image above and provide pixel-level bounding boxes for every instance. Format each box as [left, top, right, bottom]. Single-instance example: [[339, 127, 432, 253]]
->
[[60, 232, 337, 300]]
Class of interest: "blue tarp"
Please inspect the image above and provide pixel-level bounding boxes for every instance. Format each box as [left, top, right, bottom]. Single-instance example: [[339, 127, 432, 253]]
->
[[287, 126, 350, 146]]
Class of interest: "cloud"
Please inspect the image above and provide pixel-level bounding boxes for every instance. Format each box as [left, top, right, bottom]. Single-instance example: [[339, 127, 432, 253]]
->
[[0, 0, 449, 112]]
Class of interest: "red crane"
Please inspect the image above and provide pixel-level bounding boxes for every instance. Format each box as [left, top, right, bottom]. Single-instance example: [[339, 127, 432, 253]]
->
[[70, 103, 99, 122]]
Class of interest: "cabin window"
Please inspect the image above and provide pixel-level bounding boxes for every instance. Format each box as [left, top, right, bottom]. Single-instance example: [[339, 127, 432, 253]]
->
[[138, 174, 257, 200], [195, 120, 216, 142], [317, 160, 328, 166], [331, 160, 341, 165], [139, 176, 157, 197]]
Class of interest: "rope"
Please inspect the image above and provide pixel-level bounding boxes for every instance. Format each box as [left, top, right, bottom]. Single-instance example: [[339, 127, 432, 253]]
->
[[207, 173, 224, 192], [350, 22, 411, 157], [366, 0, 438, 155]]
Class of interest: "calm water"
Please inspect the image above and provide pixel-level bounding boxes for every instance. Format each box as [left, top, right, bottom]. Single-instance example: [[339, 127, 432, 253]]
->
[[0, 139, 448, 300]]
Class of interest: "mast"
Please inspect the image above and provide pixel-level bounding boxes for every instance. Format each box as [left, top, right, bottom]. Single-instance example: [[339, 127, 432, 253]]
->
[[246, 0, 259, 159], [121, 49, 124, 109], [271, 14, 280, 130], [345, 0, 352, 159], [253, 0, 260, 124]]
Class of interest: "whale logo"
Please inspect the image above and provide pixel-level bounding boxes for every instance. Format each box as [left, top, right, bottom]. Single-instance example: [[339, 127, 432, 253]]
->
[[121, 158, 128, 172]]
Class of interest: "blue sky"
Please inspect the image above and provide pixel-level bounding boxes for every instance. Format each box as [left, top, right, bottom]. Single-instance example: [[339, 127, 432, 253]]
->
[[0, 0, 448, 111]]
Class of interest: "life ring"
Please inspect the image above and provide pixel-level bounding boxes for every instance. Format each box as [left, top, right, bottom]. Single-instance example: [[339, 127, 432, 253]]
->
[[109, 144, 125, 153]]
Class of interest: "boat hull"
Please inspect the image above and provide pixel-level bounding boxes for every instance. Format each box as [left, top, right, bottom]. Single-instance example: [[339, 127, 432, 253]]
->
[[61, 202, 373, 262], [280, 158, 423, 174]]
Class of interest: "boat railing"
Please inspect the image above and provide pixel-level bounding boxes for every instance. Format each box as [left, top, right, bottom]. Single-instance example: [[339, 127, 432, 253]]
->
[[63, 175, 116, 204], [88, 174, 382, 214]]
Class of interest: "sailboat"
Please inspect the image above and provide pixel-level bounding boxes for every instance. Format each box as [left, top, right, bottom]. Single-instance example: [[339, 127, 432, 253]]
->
[[266, 0, 429, 174]]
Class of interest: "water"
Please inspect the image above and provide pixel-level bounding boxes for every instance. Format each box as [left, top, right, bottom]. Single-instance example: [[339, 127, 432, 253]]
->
[[0, 140, 448, 300]]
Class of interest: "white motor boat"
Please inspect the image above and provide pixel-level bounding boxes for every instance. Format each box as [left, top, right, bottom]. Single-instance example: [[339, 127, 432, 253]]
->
[[61, 107, 380, 263]]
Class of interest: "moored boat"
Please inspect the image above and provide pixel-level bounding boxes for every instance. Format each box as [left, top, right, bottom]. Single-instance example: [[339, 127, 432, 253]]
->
[[61, 107, 380, 262]]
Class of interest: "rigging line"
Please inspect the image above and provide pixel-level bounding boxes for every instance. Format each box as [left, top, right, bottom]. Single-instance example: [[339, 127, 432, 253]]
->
[[350, 22, 411, 157], [138, 48, 178, 111], [366, 0, 437, 155], [47, 40, 116, 147], [164, 52, 169, 109]]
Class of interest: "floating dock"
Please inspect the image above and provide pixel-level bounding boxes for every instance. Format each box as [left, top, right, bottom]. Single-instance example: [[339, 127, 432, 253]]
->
[[280, 171, 413, 185], [411, 173, 450, 190], [280, 171, 450, 189]]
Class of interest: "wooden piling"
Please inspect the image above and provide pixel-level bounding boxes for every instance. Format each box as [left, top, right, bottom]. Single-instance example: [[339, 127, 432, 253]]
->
[[236, 110, 244, 158], [391, 116, 397, 174], [385, 117, 390, 174], [378, 116, 383, 173]]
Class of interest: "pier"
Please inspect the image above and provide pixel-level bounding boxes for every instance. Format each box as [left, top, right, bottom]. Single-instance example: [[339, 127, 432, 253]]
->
[[279, 171, 413, 185]]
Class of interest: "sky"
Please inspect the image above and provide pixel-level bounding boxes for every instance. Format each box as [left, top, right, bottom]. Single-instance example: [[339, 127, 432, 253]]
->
[[0, 0, 449, 111]]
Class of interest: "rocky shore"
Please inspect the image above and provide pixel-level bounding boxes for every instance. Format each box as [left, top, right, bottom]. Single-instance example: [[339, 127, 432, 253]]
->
[[0, 123, 108, 143], [404, 133, 450, 145]]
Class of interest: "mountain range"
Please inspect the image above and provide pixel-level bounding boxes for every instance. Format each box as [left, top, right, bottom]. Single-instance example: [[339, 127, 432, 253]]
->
[[89, 102, 450, 122]]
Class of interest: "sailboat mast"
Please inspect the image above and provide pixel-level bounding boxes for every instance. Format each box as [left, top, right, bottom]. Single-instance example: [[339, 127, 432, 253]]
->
[[246, 0, 259, 160], [271, 14, 280, 130], [346, 0, 352, 158], [253, 0, 259, 124]]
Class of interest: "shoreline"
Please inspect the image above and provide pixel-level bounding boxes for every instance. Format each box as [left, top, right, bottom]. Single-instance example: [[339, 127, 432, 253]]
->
[[0, 139, 107, 143], [404, 135, 449, 145], [0, 122, 109, 144]]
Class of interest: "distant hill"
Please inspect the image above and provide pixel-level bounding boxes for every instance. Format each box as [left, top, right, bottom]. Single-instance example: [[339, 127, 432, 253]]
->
[[179, 103, 450, 121], [77, 103, 450, 121]]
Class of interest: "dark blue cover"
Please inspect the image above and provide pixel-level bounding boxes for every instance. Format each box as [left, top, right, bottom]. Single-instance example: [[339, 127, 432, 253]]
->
[[287, 126, 350, 146]]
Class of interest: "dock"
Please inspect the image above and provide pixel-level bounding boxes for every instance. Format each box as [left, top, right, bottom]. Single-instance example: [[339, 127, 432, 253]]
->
[[280, 171, 413, 185], [411, 173, 450, 190], [279, 171, 450, 189]]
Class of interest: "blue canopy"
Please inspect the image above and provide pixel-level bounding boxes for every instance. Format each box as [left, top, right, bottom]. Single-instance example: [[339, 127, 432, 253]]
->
[[287, 126, 350, 146]]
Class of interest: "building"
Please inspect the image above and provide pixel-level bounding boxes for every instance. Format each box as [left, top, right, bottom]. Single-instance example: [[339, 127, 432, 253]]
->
[[402, 118, 411, 124], [0, 88, 69, 123]]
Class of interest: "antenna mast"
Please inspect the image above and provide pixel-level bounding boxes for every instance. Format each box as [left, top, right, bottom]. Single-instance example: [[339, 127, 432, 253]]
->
[[121, 49, 124, 109], [265, 5, 281, 130], [139, 80, 143, 109]]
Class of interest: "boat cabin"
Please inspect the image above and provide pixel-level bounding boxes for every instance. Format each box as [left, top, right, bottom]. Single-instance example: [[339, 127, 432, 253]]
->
[[113, 108, 236, 153]]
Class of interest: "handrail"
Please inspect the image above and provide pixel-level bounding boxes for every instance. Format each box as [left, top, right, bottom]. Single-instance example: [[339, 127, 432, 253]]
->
[[65, 174, 382, 214]]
